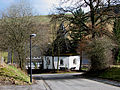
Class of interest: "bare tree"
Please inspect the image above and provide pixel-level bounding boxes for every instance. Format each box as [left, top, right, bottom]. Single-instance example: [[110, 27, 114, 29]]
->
[[0, 0, 36, 69]]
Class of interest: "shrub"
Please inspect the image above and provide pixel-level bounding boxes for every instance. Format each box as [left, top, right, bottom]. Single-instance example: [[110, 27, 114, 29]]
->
[[86, 36, 115, 71]]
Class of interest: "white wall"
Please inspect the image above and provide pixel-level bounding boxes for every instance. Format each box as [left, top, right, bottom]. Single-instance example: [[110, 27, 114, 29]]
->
[[57, 56, 69, 69], [69, 56, 80, 70], [43, 56, 81, 70], [43, 56, 69, 69], [26, 55, 90, 70], [43, 55, 91, 70]]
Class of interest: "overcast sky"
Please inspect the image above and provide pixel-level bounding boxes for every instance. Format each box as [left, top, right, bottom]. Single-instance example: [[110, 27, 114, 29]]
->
[[0, 0, 59, 15]]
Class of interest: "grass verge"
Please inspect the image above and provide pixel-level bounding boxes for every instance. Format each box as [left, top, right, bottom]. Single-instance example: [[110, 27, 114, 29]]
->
[[84, 67, 120, 82], [98, 67, 120, 81], [0, 64, 30, 85]]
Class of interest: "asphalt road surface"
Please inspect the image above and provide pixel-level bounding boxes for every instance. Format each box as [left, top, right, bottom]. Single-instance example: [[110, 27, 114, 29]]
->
[[0, 73, 120, 90], [33, 73, 120, 90]]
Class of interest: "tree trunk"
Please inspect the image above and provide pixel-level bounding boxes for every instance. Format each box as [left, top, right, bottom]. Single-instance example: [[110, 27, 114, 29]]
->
[[57, 56, 60, 72], [90, 1, 95, 38], [18, 51, 24, 70], [41, 56, 44, 70], [52, 43, 55, 72], [11, 51, 14, 64], [52, 56, 55, 71], [79, 50, 82, 71], [19, 58, 22, 69], [57, 43, 60, 71]]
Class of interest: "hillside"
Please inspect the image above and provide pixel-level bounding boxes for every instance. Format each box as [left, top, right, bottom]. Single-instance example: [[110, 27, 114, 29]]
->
[[33, 15, 50, 24], [0, 64, 30, 85]]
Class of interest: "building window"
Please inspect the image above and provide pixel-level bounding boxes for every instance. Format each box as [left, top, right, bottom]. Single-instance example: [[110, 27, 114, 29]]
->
[[46, 57, 50, 65], [73, 58, 77, 64], [60, 59, 64, 65]]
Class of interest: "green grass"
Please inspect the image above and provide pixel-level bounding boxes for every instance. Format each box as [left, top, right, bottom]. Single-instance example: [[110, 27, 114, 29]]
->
[[0, 64, 30, 85], [98, 67, 120, 81], [82, 67, 89, 71], [111, 65, 120, 68], [84, 67, 120, 82]]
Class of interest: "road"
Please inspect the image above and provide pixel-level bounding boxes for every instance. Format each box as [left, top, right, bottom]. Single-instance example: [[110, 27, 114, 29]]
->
[[33, 73, 120, 90], [0, 73, 120, 90]]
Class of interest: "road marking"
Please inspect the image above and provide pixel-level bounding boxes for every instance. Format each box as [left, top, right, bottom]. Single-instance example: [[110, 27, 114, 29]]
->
[[41, 77, 52, 90]]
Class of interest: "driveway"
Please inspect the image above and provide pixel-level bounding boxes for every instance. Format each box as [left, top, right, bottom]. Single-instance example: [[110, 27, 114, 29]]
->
[[0, 73, 120, 90]]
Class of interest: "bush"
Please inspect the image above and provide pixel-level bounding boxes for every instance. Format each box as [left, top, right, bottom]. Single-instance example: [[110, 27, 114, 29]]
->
[[86, 36, 115, 71], [117, 50, 120, 63]]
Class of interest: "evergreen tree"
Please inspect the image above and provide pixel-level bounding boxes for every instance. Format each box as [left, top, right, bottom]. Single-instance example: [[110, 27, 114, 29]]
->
[[69, 8, 87, 52], [54, 22, 70, 54], [46, 22, 70, 55], [69, 8, 87, 71]]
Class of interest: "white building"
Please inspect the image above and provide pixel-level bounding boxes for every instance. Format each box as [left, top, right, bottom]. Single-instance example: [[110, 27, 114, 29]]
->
[[43, 55, 90, 70], [26, 55, 90, 70]]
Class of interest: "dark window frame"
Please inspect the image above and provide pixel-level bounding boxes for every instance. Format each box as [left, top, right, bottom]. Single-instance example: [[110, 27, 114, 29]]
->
[[73, 58, 77, 64], [60, 59, 64, 65]]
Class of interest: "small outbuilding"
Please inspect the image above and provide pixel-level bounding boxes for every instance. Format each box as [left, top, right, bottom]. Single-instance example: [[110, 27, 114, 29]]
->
[[43, 55, 90, 70]]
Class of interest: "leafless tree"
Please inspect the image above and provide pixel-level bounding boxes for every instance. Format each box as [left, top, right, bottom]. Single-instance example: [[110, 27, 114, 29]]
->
[[0, 0, 36, 69]]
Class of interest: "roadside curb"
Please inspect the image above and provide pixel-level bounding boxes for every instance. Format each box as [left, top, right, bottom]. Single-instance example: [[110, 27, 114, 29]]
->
[[89, 78, 120, 87], [73, 74, 120, 87]]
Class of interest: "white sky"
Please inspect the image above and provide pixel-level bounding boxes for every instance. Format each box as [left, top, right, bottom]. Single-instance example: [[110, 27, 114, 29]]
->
[[31, 0, 59, 15], [0, 0, 59, 15], [0, 0, 89, 15]]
